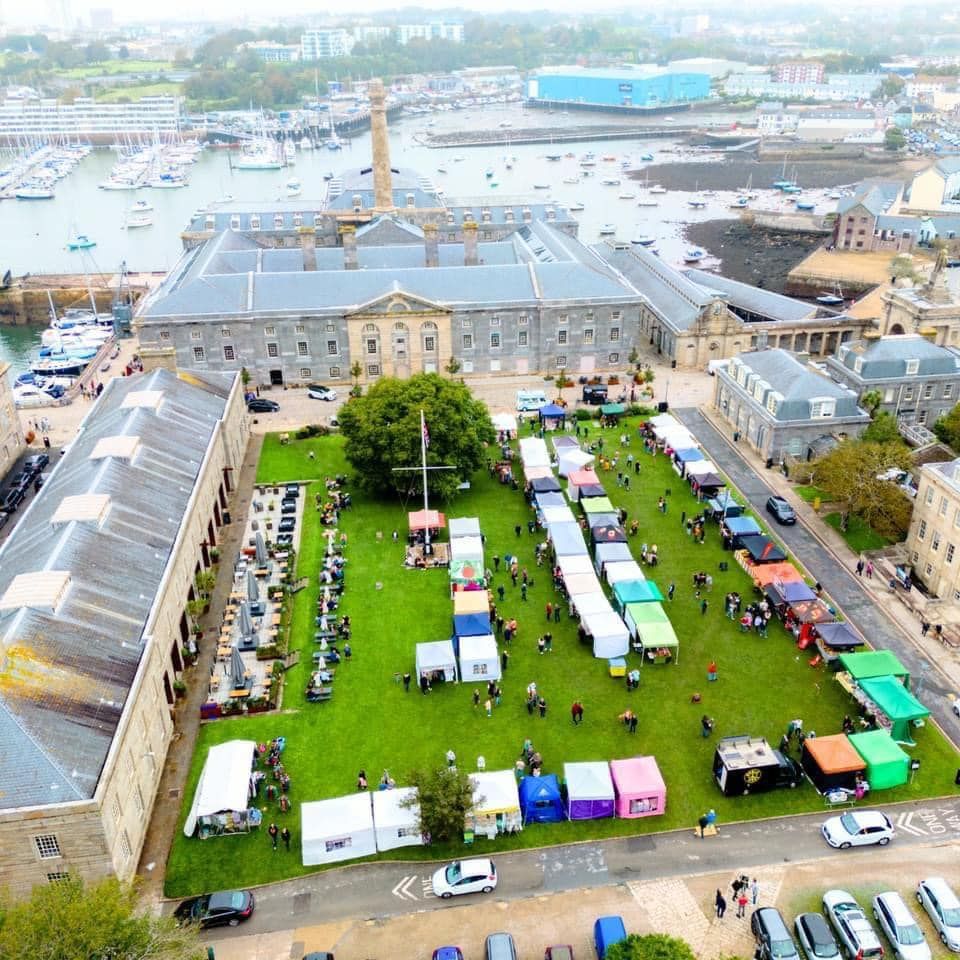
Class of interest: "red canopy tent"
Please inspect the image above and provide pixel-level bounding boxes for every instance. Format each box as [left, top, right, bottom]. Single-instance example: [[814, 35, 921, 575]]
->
[[746, 562, 803, 587], [408, 509, 446, 531]]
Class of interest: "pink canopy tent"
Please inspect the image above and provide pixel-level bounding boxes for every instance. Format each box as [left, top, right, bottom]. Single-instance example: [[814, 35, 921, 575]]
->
[[524, 465, 554, 480], [609, 756, 666, 819], [408, 509, 446, 531], [568, 468, 600, 486]]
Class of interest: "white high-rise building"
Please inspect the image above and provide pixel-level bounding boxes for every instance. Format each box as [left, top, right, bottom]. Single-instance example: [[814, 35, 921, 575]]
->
[[300, 28, 356, 60], [396, 21, 464, 45]]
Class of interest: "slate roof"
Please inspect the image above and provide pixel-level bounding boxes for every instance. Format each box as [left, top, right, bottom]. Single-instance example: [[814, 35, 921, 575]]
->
[[0, 369, 234, 809], [831, 335, 960, 379], [928, 458, 960, 493], [682, 268, 816, 322], [837, 181, 901, 217], [936, 157, 960, 176]]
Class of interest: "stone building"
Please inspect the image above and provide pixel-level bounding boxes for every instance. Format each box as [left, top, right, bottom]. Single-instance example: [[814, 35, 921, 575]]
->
[[905, 458, 960, 600], [824, 334, 960, 426], [713, 348, 870, 462], [0, 368, 247, 897], [879, 249, 960, 347], [0, 362, 26, 480]]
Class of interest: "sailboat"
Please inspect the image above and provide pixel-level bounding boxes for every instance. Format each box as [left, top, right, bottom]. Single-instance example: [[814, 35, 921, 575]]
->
[[817, 283, 844, 306], [66, 233, 96, 250]]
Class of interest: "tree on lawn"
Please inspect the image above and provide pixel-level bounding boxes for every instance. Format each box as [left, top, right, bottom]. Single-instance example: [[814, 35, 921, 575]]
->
[[336, 373, 495, 499], [861, 410, 902, 444], [811, 439, 913, 539], [0, 876, 206, 960], [606, 933, 698, 960], [401, 765, 477, 843], [934, 401, 960, 450]]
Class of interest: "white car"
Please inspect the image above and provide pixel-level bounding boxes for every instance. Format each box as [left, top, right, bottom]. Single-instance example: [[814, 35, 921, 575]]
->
[[917, 878, 960, 951], [431, 858, 498, 899], [873, 892, 931, 960], [821, 810, 893, 849], [308, 385, 337, 401]]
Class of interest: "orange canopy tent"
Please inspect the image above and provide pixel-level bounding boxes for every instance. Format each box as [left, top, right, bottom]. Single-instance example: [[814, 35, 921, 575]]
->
[[801, 734, 865, 793], [408, 509, 446, 531], [748, 563, 803, 587]]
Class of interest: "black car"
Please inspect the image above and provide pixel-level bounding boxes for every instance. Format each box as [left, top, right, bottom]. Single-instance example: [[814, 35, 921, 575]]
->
[[174, 889, 255, 929], [281, 499, 297, 515], [766, 496, 797, 525], [276, 533, 294, 547], [2, 487, 25, 513], [247, 399, 280, 413], [24, 453, 50, 473], [278, 517, 296, 533], [285, 484, 300, 498], [752, 907, 800, 960]]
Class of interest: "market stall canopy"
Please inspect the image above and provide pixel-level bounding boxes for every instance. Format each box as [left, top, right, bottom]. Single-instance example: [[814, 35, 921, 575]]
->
[[595, 542, 634, 573], [673, 447, 705, 464], [558, 448, 596, 477], [492, 412, 518, 436], [535, 492, 567, 510], [542, 504, 577, 525], [416, 640, 458, 682], [764, 579, 817, 606], [449, 558, 485, 584], [725, 516, 762, 537], [649, 413, 680, 431], [801, 734, 865, 793], [564, 761, 615, 821], [685, 459, 717, 477], [519, 773, 565, 823], [518, 437, 550, 467], [661, 429, 696, 449], [471, 769, 522, 817], [454, 591, 489, 615], [564, 571, 604, 597], [707, 492, 742, 516], [848, 729, 911, 789], [558, 555, 594, 578], [409, 509, 446, 531], [578, 483, 607, 499], [448, 517, 481, 539], [531, 477, 562, 493], [550, 521, 589, 557], [749, 562, 803, 586], [453, 612, 491, 637], [568, 468, 600, 487], [539, 403, 567, 420], [582, 496, 615, 515], [587, 513, 621, 529], [184, 740, 256, 837], [581, 609, 630, 658], [858, 676, 930, 745], [590, 523, 627, 544], [627, 615, 679, 655], [815, 621, 864, 649], [691, 472, 725, 489], [839, 651, 910, 687], [301, 793, 376, 865], [552, 435, 579, 453], [788, 598, 835, 624], [450, 536, 484, 562], [609, 756, 667, 819], [372, 786, 422, 852], [571, 592, 612, 617], [458, 634, 501, 682], [600, 403, 626, 416], [616, 580, 664, 604], [605, 560, 645, 585], [524, 465, 553, 480], [739, 535, 787, 564]]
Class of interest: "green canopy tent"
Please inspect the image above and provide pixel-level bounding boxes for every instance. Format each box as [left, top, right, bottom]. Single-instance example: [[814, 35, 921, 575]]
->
[[600, 403, 626, 421], [858, 675, 930, 745], [838, 650, 911, 690], [623, 603, 679, 663], [848, 729, 911, 790], [581, 496, 615, 515]]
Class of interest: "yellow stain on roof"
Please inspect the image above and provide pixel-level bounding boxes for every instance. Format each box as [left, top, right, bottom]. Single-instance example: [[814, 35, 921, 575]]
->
[[0, 643, 100, 703]]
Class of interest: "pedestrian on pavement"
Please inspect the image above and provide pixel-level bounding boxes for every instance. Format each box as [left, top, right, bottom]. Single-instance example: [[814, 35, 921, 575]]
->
[[281, 826, 291, 851], [715, 890, 727, 918], [268, 822, 279, 850], [921, 620, 931, 637], [855, 559, 864, 577], [866, 561, 874, 579], [737, 891, 748, 918], [571, 700, 584, 724], [751, 878, 759, 905]]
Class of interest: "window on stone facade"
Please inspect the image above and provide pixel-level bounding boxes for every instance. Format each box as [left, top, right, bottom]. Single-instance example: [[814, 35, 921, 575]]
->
[[35, 835, 61, 860], [926, 562, 933, 576], [905, 358, 920, 376], [941, 496, 949, 517], [585, 311, 594, 322], [462, 319, 472, 328], [159, 330, 170, 341], [583, 329, 594, 345], [608, 353, 619, 363], [300, 368, 311, 378], [293, 214, 303, 227], [519, 314, 529, 325], [932, 532, 941, 552], [556, 356, 567, 368], [190, 329, 202, 340], [366, 339, 377, 354], [518, 332, 528, 347], [267, 343, 279, 358], [329, 367, 341, 378], [609, 327, 620, 341], [264, 325, 276, 337], [193, 347, 205, 363], [133, 786, 145, 815], [948, 543, 955, 564], [223, 345, 235, 361], [926, 486, 935, 505], [47, 872, 70, 883], [295, 324, 305, 334], [611, 311, 622, 321], [273, 214, 284, 229], [924, 383, 934, 399], [945, 384, 954, 400], [490, 359, 501, 372], [367, 364, 380, 376], [490, 316, 500, 326], [919, 409, 928, 424], [490, 333, 500, 349], [327, 341, 338, 356], [424, 336, 436, 351], [249, 215, 260, 230], [559, 314, 568, 324], [326, 322, 336, 332], [220, 327, 231, 337], [230, 215, 240, 229], [119, 830, 132, 861], [297, 341, 309, 357], [463, 334, 474, 349], [557, 330, 567, 345], [853, 357, 863, 373], [918, 519, 927, 541]]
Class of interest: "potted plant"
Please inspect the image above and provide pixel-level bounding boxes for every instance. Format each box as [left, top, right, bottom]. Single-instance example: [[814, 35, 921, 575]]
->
[[186, 598, 206, 622], [209, 546, 221, 564], [173, 679, 187, 699]]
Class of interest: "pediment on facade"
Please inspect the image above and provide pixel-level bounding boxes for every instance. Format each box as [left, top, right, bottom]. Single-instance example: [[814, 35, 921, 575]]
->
[[349, 288, 450, 316]]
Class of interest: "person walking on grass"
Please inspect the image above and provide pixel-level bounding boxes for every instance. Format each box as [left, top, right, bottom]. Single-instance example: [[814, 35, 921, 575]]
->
[[473, 689, 481, 708], [268, 822, 279, 851], [485, 698, 493, 718], [281, 826, 291, 851], [571, 700, 584, 725]]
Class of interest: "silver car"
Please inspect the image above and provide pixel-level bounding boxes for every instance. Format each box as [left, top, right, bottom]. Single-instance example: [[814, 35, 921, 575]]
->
[[917, 878, 960, 951], [873, 892, 930, 960]]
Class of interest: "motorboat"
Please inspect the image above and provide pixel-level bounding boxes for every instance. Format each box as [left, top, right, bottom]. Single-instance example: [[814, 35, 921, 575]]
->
[[601, 177, 621, 186], [15, 183, 54, 199], [631, 233, 656, 246], [66, 234, 96, 250], [796, 200, 815, 211], [131, 198, 154, 212], [126, 212, 153, 228], [688, 197, 707, 209], [568, 201, 585, 211], [817, 293, 844, 305], [283, 140, 296, 164], [13, 384, 57, 408], [562, 177, 580, 185], [533, 183, 551, 190], [641, 153, 654, 161], [31, 356, 87, 377], [684, 248, 705, 263], [599, 223, 616, 235], [545, 154, 562, 161], [618, 192, 636, 200], [322, 172, 334, 181], [285, 178, 302, 198], [636, 196, 659, 207], [649, 185, 667, 194], [729, 197, 749, 209]]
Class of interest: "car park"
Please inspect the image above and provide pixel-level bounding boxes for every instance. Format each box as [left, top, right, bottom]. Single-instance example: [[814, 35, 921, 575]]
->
[[795, 912, 841, 960], [824, 890, 885, 960], [2, 487, 25, 513], [173, 889, 255, 928], [872, 892, 930, 960], [308, 384, 337, 401], [485, 933, 517, 960], [917, 878, 960, 951], [278, 517, 296, 534], [431, 858, 498, 899], [247, 398, 280, 413], [821, 810, 893, 848], [24, 453, 49, 472], [766, 496, 797, 525], [752, 907, 800, 960]]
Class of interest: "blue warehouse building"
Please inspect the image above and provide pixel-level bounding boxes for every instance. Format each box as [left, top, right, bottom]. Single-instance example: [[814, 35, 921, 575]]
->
[[526, 67, 711, 113]]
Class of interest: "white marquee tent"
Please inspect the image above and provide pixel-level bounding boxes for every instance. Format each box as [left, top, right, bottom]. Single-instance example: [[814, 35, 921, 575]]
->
[[372, 787, 423, 852], [301, 793, 376, 865], [458, 634, 501, 682], [183, 739, 256, 838], [571, 592, 613, 617], [581, 609, 630, 658], [518, 438, 550, 468], [558, 448, 595, 477], [449, 517, 482, 539], [416, 640, 458, 682], [558, 555, 595, 578], [468, 769, 522, 839], [450, 536, 484, 563]]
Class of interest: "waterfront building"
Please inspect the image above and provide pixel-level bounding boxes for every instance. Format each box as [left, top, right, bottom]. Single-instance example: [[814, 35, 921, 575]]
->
[[396, 21, 465, 45], [300, 29, 355, 61], [0, 368, 247, 898], [756, 102, 799, 135], [525, 67, 711, 112], [794, 109, 879, 142], [824, 334, 960, 427], [723, 73, 881, 102], [906, 458, 960, 600], [667, 57, 746, 79], [905, 158, 960, 212], [0, 95, 180, 146], [353, 25, 393, 45], [774, 61, 825, 85], [713, 349, 870, 463], [238, 40, 300, 63], [0, 363, 26, 480]]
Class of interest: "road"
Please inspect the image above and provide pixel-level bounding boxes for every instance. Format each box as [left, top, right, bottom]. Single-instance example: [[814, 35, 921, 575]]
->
[[199, 799, 960, 940], [673, 406, 960, 744]]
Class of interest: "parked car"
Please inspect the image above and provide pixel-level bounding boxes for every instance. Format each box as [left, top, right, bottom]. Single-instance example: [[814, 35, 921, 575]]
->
[[276, 533, 294, 547], [752, 907, 800, 960], [308, 384, 337, 401], [917, 878, 960, 951], [485, 934, 517, 960], [24, 453, 50, 472], [546, 947, 575, 960], [823, 890, 885, 960], [173, 889, 255, 928], [795, 912, 841, 960], [766, 496, 797, 525], [432, 949, 464, 960], [285, 484, 300, 498], [278, 517, 296, 534], [247, 398, 280, 413], [281, 500, 297, 515], [431, 858, 498, 899], [2, 487, 25, 513], [822, 810, 893, 849], [873, 892, 930, 960]]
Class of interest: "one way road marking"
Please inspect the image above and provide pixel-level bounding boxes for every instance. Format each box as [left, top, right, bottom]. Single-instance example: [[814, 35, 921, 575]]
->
[[392, 875, 419, 901], [897, 812, 928, 837]]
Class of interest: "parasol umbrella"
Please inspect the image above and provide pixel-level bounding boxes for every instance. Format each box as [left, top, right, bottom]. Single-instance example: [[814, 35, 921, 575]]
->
[[238, 602, 254, 639], [247, 569, 259, 602], [255, 531, 267, 567], [230, 645, 247, 689]]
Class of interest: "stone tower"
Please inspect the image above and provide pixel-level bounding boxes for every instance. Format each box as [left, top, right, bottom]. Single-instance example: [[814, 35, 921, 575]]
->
[[369, 78, 394, 214]]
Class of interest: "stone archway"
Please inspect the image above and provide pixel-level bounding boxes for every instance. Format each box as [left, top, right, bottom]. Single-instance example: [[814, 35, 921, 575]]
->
[[889, 323, 906, 335]]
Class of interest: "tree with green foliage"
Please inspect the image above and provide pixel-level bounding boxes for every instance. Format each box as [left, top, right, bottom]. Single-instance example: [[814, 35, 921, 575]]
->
[[811, 439, 913, 539], [861, 410, 901, 443], [934, 402, 960, 450], [401, 765, 477, 843], [606, 933, 698, 960], [336, 373, 495, 499], [860, 389, 883, 416], [884, 126, 906, 152], [0, 876, 206, 960]]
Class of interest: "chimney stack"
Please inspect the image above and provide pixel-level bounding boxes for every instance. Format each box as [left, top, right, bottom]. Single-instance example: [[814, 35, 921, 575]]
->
[[463, 221, 478, 266], [424, 223, 439, 268], [299, 228, 316, 272], [341, 225, 358, 270], [369, 78, 394, 214]]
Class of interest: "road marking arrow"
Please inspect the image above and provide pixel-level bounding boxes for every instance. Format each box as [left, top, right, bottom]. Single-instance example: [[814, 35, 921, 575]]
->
[[391, 875, 419, 901], [422, 878, 435, 898], [897, 812, 928, 837]]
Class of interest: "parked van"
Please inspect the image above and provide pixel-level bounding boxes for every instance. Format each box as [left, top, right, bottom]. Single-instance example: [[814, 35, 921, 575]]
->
[[516, 389, 548, 412], [582, 384, 608, 405], [594, 916, 627, 959]]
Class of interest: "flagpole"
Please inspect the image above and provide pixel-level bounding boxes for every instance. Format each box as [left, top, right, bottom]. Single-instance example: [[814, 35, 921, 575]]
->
[[421, 409, 431, 553]]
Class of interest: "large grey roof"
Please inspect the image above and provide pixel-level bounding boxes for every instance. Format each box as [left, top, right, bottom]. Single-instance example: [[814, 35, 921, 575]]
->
[[682, 268, 816, 322], [936, 157, 960, 176], [833, 335, 960, 379], [0, 368, 235, 809], [837, 181, 901, 217]]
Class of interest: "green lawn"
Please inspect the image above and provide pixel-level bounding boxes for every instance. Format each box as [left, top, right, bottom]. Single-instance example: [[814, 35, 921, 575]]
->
[[96, 83, 182, 102], [793, 485, 830, 505], [57, 59, 176, 79], [824, 513, 891, 553], [163, 418, 958, 897]]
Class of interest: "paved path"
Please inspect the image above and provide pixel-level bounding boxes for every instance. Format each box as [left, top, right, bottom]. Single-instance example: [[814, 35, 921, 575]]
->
[[673, 406, 960, 745]]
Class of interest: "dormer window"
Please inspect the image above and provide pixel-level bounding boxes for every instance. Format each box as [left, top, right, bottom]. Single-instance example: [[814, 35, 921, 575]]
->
[[853, 356, 863, 374], [293, 213, 303, 227], [406, 193, 415, 208], [905, 358, 919, 375], [230, 215, 240, 230], [447, 211, 455, 224], [809, 397, 836, 418], [766, 391, 783, 415], [505, 208, 515, 222], [352, 194, 362, 209]]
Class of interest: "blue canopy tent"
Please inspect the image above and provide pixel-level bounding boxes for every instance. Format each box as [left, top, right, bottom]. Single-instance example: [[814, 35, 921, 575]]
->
[[707, 491, 743, 520], [453, 612, 491, 637], [519, 774, 565, 823], [550, 521, 589, 557], [613, 579, 664, 610], [538, 404, 568, 430], [579, 483, 607, 498], [530, 477, 562, 493], [724, 515, 763, 547], [535, 492, 567, 510], [764, 579, 817, 607], [674, 447, 704, 464]]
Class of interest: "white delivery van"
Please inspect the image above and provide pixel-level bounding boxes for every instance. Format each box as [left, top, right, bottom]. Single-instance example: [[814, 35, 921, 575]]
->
[[516, 389, 548, 412]]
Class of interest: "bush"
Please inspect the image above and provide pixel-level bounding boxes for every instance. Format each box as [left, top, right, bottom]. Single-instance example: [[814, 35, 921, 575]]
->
[[627, 404, 654, 417], [575, 408, 596, 421], [295, 424, 329, 439]]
